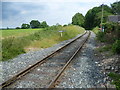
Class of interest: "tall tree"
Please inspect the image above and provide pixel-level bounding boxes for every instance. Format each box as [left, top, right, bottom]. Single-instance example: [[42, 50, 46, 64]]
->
[[84, 5, 113, 29], [16, 27, 21, 29], [72, 13, 85, 27], [30, 20, 40, 28], [21, 23, 30, 29], [111, 1, 120, 15], [40, 21, 48, 28], [84, 9, 96, 29]]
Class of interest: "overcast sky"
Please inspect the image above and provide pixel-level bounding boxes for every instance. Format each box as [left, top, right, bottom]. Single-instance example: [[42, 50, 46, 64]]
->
[[1, 0, 118, 28]]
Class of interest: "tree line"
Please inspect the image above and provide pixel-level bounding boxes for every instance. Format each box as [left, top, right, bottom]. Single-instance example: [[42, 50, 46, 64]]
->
[[16, 20, 49, 29], [12, 1, 120, 30], [72, 1, 120, 29]]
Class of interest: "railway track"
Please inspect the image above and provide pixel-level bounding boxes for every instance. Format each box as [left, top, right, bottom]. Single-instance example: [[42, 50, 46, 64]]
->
[[1, 31, 90, 88]]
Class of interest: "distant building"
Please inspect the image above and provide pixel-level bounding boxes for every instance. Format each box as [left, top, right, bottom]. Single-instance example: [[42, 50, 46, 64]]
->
[[108, 15, 120, 23]]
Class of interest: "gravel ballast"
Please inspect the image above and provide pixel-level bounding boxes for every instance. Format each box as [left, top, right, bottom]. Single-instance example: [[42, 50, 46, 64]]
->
[[1, 31, 115, 88], [56, 31, 108, 88], [0, 32, 86, 85], [9, 32, 89, 88]]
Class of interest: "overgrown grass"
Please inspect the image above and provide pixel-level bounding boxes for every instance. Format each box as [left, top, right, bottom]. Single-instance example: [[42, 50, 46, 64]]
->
[[108, 72, 120, 89], [2, 37, 30, 61], [96, 45, 112, 52], [26, 25, 85, 50], [92, 27, 100, 34], [2, 25, 85, 61], [112, 40, 120, 54], [2, 28, 42, 38]]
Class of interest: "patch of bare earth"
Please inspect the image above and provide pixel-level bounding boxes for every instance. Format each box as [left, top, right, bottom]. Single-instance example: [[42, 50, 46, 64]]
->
[[24, 47, 42, 52]]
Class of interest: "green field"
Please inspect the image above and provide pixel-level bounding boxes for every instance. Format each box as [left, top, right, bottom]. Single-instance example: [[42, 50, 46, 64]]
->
[[1, 28, 43, 38], [2, 25, 85, 61]]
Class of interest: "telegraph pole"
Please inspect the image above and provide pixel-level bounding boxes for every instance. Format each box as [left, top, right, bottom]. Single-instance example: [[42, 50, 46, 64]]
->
[[117, 0, 118, 15], [100, 4, 104, 32], [116, 0, 119, 39]]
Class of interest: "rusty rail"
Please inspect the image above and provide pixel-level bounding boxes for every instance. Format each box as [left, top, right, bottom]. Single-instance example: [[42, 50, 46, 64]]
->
[[48, 31, 91, 88], [1, 31, 87, 88]]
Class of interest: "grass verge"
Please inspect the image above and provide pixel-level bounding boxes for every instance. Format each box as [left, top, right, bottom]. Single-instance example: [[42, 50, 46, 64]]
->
[[2, 25, 85, 61]]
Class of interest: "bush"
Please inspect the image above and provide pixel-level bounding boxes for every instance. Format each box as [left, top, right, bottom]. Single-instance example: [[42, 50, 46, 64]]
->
[[108, 72, 120, 89], [112, 40, 120, 54], [103, 22, 115, 33], [96, 31, 106, 42], [95, 22, 120, 44], [92, 27, 99, 34], [116, 23, 120, 39], [16, 27, 21, 29]]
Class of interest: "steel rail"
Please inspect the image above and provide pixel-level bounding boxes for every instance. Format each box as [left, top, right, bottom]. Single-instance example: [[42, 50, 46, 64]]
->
[[1, 31, 87, 88], [48, 31, 91, 88]]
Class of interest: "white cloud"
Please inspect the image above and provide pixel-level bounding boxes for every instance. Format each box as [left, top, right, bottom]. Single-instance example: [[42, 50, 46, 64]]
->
[[2, 0, 118, 3], [20, 10, 28, 14], [1, 0, 118, 28]]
